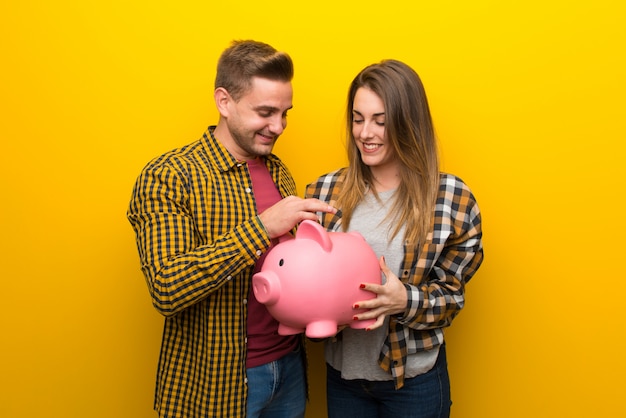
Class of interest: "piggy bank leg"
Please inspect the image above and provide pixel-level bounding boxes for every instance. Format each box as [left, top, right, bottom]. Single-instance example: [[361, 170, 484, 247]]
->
[[305, 320, 339, 339], [350, 318, 376, 330], [278, 323, 305, 336]]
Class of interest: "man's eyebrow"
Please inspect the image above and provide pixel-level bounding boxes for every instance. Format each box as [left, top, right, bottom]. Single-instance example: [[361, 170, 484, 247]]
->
[[253, 105, 293, 112]]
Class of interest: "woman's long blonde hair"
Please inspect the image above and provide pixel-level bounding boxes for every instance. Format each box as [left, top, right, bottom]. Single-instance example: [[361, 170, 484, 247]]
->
[[338, 60, 440, 247]]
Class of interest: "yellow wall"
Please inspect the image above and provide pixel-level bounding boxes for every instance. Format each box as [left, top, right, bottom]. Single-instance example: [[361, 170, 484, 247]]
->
[[1, 1, 624, 417]]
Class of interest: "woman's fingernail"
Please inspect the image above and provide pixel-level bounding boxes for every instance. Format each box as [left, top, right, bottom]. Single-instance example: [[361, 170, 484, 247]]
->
[[353, 304, 359, 309], [359, 284, 366, 289], [353, 316, 359, 321]]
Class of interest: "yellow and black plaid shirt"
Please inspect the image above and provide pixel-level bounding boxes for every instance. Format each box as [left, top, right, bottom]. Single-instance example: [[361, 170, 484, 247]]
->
[[127, 126, 297, 417], [305, 168, 484, 389]]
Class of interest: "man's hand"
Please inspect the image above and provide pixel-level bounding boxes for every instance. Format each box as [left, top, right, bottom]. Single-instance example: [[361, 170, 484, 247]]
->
[[259, 196, 337, 239]]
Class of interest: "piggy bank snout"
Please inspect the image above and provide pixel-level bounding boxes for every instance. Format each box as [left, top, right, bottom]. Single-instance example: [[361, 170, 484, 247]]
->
[[252, 272, 281, 305]]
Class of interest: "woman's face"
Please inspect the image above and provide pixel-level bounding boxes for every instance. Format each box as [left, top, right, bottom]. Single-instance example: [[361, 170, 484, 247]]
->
[[352, 87, 396, 170]]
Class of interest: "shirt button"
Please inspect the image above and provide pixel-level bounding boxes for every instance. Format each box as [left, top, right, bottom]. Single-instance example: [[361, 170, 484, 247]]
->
[[256, 250, 262, 256], [244, 377, 248, 384], [243, 299, 248, 305], [226, 275, 232, 281], [245, 187, 252, 193], [244, 337, 248, 344]]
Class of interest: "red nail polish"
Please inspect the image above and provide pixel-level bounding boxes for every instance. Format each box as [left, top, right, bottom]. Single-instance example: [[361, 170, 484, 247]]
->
[[353, 304, 359, 309], [353, 316, 359, 321], [359, 284, 366, 289]]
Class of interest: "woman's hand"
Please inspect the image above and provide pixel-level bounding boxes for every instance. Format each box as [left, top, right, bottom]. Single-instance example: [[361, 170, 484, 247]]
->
[[352, 256, 408, 330]]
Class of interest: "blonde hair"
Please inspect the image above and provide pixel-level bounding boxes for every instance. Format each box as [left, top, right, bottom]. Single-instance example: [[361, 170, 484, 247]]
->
[[338, 60, 440, 246]]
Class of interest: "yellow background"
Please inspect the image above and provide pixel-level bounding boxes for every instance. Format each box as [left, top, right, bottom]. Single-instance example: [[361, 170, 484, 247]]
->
[[1, 1, 625, 417]]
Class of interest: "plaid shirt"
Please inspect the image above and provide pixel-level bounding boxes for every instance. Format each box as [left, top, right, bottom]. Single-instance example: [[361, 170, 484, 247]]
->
[[305, 168, 483, 389], [127, 126, 297, 417]]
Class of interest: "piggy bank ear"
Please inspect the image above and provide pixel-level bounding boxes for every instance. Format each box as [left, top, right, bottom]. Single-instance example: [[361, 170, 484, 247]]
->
[[296, 220, 333, 252]]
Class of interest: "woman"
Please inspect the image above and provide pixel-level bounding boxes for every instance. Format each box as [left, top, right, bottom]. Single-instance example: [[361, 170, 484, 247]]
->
[[305, 60, 484, 418]]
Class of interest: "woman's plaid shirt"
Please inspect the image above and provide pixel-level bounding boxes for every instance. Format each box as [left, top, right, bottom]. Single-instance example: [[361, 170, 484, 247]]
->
[[305, 168, 483, 389], [127, 126, 297, 417]]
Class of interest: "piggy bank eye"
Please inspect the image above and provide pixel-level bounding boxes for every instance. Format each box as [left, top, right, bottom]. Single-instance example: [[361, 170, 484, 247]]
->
[[279, 259, 284, 267]]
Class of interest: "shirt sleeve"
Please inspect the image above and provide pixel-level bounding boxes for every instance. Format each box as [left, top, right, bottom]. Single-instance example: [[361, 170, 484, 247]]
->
[[127, 162, 270, 317], [395, 176, 484, 330]]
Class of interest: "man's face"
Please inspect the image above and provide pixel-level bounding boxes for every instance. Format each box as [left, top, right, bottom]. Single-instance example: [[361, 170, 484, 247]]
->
[[225, 77, 293, 160]]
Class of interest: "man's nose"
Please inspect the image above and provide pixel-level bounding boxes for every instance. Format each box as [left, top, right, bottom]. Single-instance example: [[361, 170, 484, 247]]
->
[[269, 115, 286, 135]]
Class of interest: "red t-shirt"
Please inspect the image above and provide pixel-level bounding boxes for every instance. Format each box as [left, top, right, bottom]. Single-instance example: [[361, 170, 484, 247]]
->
[[246, 158, 298, 368]]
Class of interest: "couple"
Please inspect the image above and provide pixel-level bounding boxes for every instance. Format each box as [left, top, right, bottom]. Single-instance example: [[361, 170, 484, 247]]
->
[[127, 39, 483, 418]]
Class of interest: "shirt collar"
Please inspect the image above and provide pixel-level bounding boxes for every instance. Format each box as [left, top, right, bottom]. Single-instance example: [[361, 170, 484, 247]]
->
[[202, 125, 280, 172]]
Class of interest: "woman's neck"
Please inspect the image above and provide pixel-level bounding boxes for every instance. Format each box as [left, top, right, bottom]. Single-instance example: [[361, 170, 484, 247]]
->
[[370, 165, 400, 193]]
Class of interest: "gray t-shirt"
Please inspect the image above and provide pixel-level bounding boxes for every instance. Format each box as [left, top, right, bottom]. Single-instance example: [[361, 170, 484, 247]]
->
[[325, 188, 439, 380]]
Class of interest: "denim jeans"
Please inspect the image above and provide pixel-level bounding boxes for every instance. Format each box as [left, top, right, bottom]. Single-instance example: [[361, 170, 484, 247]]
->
[[246, 346, 306, 418], [326, 344, 451, 418]]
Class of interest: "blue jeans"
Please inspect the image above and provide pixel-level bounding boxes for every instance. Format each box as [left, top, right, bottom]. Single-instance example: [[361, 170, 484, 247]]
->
[[246, 346, 306, 418], [326, 344, 451, 418]]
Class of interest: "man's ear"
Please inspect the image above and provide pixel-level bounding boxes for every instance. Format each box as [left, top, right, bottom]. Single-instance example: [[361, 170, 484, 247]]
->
[[214, 87, 231, 117]]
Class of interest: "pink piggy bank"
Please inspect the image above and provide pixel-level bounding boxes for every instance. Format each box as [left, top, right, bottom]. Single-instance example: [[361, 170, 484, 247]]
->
[[252, 219, 381, 338]]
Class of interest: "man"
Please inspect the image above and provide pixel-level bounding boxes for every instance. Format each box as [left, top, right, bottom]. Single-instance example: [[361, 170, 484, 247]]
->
[[127, 40, 336, 418]]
